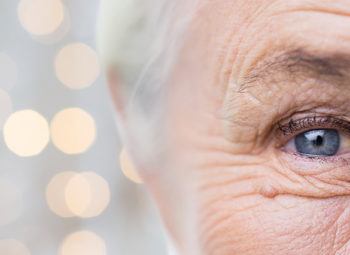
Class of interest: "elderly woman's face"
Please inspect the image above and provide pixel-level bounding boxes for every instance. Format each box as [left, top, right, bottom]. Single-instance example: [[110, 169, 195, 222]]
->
[[123, 0, 350, 254]]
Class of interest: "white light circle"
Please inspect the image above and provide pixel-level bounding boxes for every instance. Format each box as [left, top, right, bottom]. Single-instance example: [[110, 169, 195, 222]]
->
[[59, 231, 106, 255], [55, 43, 100, 89], [50, 108, 96, 154], [66, 172, 110, 218], [46, 171, 77, 218], [18, 0, 64, 35], [119, 149, 143, 184], [3, 110, 50, 157], [47, 171, 110, 218], [64, 173, 91, 217]]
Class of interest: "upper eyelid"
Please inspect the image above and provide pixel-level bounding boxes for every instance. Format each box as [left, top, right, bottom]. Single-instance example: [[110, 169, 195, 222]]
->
[[272, 115, 350, 149], [277, 115, 350, 136]]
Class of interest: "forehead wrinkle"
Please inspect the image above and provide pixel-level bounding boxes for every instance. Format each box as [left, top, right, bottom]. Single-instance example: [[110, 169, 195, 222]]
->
[[238, 48, 350, 93], [219, 47, 350, 147]]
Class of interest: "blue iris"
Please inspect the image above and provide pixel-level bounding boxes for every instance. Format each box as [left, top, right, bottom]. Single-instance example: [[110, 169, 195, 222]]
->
[[295, 129, 340, 156]]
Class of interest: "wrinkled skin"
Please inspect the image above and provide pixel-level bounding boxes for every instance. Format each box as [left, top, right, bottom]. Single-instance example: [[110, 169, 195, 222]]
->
[[113, 1, 350, 254]]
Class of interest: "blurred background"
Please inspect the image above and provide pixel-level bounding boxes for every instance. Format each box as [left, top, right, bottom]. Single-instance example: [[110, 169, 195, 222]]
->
[[0, 0, 167, 254]]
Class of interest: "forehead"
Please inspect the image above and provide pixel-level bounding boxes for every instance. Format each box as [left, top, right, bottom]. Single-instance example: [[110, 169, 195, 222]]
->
[[179, 0, 350, 83], [166, 0, 350, 145]]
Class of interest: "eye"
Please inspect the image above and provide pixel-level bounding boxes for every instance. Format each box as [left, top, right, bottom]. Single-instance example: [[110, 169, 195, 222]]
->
[[286, 129, 340, 157], [295, 129, 340, 156], [279, 116, 350, 158]]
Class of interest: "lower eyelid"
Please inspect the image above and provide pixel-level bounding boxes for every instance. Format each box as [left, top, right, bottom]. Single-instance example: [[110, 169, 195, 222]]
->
[[270, 151, 350, 198], [277, 148, 350, 175]]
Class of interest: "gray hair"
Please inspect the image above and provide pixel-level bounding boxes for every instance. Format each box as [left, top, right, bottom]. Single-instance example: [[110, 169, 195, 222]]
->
[[97, 0, 198, 161], [97, 2, 202, 253]]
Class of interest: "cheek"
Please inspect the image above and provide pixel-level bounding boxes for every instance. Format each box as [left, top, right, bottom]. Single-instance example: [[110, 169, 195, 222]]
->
[[197, 181, 350, 255]]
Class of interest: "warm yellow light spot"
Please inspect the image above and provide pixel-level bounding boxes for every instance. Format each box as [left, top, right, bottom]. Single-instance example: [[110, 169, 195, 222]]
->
[[54, 43, 100, 89], [65, 174, 91, 217], [0, 179, 22, 226], [3, 110, 50, 157], [46, 172, 77, 218], [46, 171, 110, 218], [59, 231, 106, 255], [0, 89, 12, 129], [0, 53, 18, 90], [0, 239, 31, 255], [50, 108, 96, 154], [18, 0, 64, 35], [31, 10, 70, 45], [119, 149, 143, 184], [66, 172, 110, 218]]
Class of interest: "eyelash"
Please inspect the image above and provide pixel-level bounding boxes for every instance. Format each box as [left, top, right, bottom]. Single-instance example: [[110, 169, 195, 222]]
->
[[277, 115, 350, 138]]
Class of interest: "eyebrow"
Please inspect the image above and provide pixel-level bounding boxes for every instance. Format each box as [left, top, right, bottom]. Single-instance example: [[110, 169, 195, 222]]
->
[[239, 48, 350, 92]]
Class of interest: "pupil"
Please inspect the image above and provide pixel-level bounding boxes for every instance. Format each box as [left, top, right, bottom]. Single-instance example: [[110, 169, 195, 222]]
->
[[314, 135, 323, 147], [294, 129, 340, 156]]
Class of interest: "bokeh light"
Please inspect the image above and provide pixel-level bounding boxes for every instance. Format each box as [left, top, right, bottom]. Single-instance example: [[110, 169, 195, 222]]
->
[[46, 171, 110, 218], [54, 43, 100, 89], [18, 0, 64, 36], [0, 239, 31, 255], [0, 53, 18, 90], [46, 171, 76, 218], [0, 0, 165, 253], [31, 6, 71, 45], [3, 110, 50, 157], [66, 172, 110, 218], [50, 108, 96, 154], [64, 173, 91, 217], [59, 231, 106, 255], [0, 89, 13, 129], [0, 179, 22, 226], [119, 149, 143, 184]]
